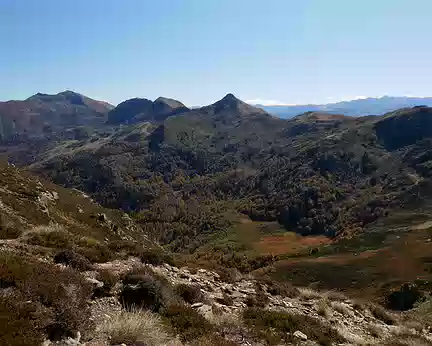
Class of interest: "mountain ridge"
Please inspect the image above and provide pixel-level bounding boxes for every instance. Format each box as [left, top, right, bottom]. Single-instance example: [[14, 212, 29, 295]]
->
[[259, 96, 432, 118], [107, 96, 189, 124]]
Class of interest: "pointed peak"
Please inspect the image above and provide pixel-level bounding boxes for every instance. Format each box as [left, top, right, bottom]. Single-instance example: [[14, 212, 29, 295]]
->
[[220, 93, 240, 103], [204, 93, 268, 116]]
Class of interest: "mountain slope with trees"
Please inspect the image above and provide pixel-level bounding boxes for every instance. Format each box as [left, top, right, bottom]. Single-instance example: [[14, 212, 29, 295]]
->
[[11, 93, 430, 256]]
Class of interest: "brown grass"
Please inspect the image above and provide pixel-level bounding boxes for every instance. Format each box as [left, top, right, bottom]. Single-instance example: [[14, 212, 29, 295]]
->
[[162, 304, 213, 342], [317, 299, 331, 318], [243, 307, 346, 346], [256, 232, 330, 256], [191, 335, 237, 346], [298, 287, 323, 300], [0, 291, 52, 346], [0, 251, 93, 340], [331, 301, 353, 317], [102, 309, 171, 346], [369, 303, 398, 325]]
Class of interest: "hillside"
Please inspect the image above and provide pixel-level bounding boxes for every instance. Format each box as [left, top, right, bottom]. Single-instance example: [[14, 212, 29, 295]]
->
[[27, 96, 432, 242], [0, 161, 151, 250], [0, 163, 430, 346]]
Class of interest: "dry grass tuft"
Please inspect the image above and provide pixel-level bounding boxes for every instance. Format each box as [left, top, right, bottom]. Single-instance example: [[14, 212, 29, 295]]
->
[[298, 287, 322, 300], [411, 297, 432, 328], [379, 335, 432, 346], [26, 224, 72, 248], [332, 301, 354, 317], [207, 307, 241, 327], [191, 335, 237, 346], [337, 326, 368, 345], [353, 299, 368, 312], [324, 290, 348, 302], [102, 309, 171, 346], [316, 298, 331, 318], [369, 303, 398, 325], [367, 323, 383, 338]]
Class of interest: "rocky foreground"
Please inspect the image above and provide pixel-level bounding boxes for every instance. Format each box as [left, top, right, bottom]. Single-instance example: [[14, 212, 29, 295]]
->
[[41, 257, 431, 346]]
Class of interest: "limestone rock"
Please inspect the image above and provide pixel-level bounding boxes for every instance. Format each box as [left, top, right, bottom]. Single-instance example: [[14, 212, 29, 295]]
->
[[293, 330, 308, 341], [86, 277, 104, 289]]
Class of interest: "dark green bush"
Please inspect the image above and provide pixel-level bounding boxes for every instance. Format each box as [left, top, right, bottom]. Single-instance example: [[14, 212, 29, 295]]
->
[[0, 215, 22, 240], [386, 283, 424, 311], [163, 303, 213, 342], [54, 250, 93, 271], [139, 248, 175, 266], [120, 267, 171, 312], [174, 283, 204, 304], [0, 226, 21, 240], [93, 269, 118, 297]]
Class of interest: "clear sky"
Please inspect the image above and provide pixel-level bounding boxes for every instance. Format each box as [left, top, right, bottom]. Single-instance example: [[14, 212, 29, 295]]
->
[[1, 0, 431, 106]]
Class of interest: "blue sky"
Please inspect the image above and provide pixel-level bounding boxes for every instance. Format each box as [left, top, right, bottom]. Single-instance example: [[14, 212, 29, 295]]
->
[[1, 0, 431, 106]]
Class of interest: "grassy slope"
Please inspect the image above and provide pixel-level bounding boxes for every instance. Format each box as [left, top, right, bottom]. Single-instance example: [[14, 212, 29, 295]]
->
[[0, 162, 153, 250], [265, 209, 432, 300]]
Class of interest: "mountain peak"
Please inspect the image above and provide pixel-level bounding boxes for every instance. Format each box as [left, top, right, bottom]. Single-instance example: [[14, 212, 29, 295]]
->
[[58, 90, 82, 97], [217, 93, 243, 105], [208, 93, 267, 117], [154, 96, 187, 110], [107, 96, 189, 124]]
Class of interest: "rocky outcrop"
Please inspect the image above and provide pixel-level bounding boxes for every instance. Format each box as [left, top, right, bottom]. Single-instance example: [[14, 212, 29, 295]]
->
[[91, 258, 432, 346]]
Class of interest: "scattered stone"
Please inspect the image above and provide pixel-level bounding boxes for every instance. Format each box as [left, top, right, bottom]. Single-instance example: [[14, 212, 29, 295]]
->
[[97, 213, 107, 222], [283, 300, 294, 308], [293, 330, 308, 341], [85, 277, 104, 289], [196, 304, 213, 319], [86, 259, 432, 345]]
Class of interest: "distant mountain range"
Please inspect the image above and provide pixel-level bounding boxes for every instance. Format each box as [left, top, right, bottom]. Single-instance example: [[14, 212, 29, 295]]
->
[[258, 96, 432, 118]]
